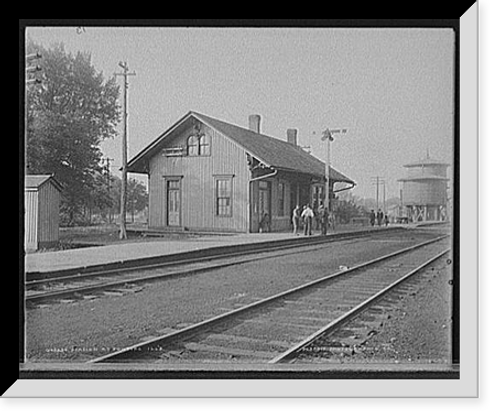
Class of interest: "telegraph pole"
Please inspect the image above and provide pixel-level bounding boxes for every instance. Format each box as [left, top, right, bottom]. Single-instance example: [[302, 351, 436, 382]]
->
[[26, 52, 43, 85], [103, 157, 114, 223], [371, 176, 385, 211], [25, 50, 42, 192], [114, 62, 136, 239], [383, 181, 386, 213], [321, 128, 347, 212]]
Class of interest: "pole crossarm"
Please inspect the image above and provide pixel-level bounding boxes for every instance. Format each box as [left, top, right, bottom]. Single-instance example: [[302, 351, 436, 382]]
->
[[25, 52, 43, 85], [321, 128, 347, 141]]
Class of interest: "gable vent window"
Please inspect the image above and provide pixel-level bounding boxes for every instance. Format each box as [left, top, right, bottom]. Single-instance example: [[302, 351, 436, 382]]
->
[[187, 134, 211, 156]]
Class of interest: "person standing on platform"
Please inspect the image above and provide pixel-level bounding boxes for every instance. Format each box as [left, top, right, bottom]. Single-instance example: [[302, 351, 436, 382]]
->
[[370, 209, 376, 227], [301, 204, 314, 236], [259, 212, 270, 233], [321, 205, 329, 235], [292, 204, 301, 235], [317, 204, 325, 234], [377, 209, 384, 227], [330, 209, 335, 231]]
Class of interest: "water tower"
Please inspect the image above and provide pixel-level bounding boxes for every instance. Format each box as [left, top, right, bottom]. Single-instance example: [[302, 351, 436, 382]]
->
[[398, 151, 450, 222]]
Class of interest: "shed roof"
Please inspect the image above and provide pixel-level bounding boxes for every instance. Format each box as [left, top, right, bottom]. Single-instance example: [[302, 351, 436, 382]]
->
[[25, 174, 63, 191], [128, 111, 355, 185]]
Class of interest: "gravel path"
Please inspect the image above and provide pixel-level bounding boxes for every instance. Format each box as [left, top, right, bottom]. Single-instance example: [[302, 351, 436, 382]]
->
[[25, 230, 449, 363]]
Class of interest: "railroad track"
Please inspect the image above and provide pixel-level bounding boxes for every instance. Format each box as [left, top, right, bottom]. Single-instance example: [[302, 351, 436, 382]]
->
[[88, 235, 450, 364], [26, 231, 417, 305], [25, 241, 357, 305], [27, 228, 396, 284]]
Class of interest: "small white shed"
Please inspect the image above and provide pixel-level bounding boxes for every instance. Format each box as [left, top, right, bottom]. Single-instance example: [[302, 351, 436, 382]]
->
[[25, 174, 63, 251]]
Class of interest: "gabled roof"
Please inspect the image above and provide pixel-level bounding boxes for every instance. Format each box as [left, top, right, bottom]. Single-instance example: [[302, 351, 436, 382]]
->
[[128, 111, 355, 184], [25, 174, 63, 191]]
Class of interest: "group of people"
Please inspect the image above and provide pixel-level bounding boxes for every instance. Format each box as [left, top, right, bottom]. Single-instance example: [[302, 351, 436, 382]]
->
[[292, 204, 332, 236], [263, 205, 389, 235], [370, 209, 389, 227]]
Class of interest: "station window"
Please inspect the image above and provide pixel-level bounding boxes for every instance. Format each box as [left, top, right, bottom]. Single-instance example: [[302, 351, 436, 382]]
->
[[187, 135, 199, 156], [199, 134, 211, 156], [215, 177, 233, 217], [278, 181, 285, 216], [187, 134, 211, 156]]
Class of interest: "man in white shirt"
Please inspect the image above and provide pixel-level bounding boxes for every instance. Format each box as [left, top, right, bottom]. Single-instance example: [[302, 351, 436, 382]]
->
[[301, 204, 314, 236]]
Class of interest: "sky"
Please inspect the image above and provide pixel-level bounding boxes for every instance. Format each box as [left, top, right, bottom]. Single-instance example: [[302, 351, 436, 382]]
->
[[26, 25, 455, 200]]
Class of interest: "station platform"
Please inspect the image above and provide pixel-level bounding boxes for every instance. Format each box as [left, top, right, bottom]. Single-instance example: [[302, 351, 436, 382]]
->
[[24, 223, 440, 277]]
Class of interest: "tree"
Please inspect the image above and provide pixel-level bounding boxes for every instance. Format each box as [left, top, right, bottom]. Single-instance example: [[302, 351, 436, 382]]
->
[[25, 40, 121, 225], [333, 192, 366, 224], [126, 178, 148, 223], [85, 170, 115, 224], [105, 175, 148, 224]]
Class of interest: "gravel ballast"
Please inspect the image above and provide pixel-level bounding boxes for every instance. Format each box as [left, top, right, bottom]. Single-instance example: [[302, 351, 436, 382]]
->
[[25, 230, 451, 363], [296, 254, 453, 366]]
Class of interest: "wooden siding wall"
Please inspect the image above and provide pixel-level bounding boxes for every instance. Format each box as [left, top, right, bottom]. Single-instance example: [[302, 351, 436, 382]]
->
[[402, 179, 448, 206], [148, 123, 251, 232], [24, 182, 60, 250], [38, 182, 60, 245], [25, 190, 38, 250]]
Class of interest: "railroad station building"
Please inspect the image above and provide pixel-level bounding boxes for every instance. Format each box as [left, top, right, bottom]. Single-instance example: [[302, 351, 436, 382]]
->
[[128, 111, 355, 233]]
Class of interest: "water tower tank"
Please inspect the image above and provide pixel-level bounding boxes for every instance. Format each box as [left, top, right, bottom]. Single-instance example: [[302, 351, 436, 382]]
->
[[398, 153, 449, 222]]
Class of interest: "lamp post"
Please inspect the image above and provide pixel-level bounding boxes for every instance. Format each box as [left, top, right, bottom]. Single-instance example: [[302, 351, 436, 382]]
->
[[321, 128, 347, 212]]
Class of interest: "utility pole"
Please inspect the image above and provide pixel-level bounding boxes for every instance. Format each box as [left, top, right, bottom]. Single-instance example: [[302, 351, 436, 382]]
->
[[321, 128, 347, 212], [114, 62, 136, 239], [25, 51, 42, 185], [24, 52, 41, 364], [383, 181, 387, 213], [103, 157, 114, 223], [26, 52, 43, 85], [371, 176, 385, 211]]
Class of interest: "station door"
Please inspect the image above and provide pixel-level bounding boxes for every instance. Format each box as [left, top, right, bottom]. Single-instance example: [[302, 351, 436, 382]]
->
[[166, 180, 181, 226], [258, 181, 270, 230]]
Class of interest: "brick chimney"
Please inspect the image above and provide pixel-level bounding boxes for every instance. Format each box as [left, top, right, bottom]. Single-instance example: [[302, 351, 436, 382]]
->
[[287, 128, 298, 146], [248, 114, 261, 134]]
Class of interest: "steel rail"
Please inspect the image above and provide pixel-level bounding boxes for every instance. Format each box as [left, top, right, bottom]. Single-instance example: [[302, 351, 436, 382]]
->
[[88, 234, 449, 364], [27, 230, 423, 302], [26, 240, 366, 303], [268, 248, 450, 364], [26, 238, 346, 288], [26, 228, 405, 285]]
